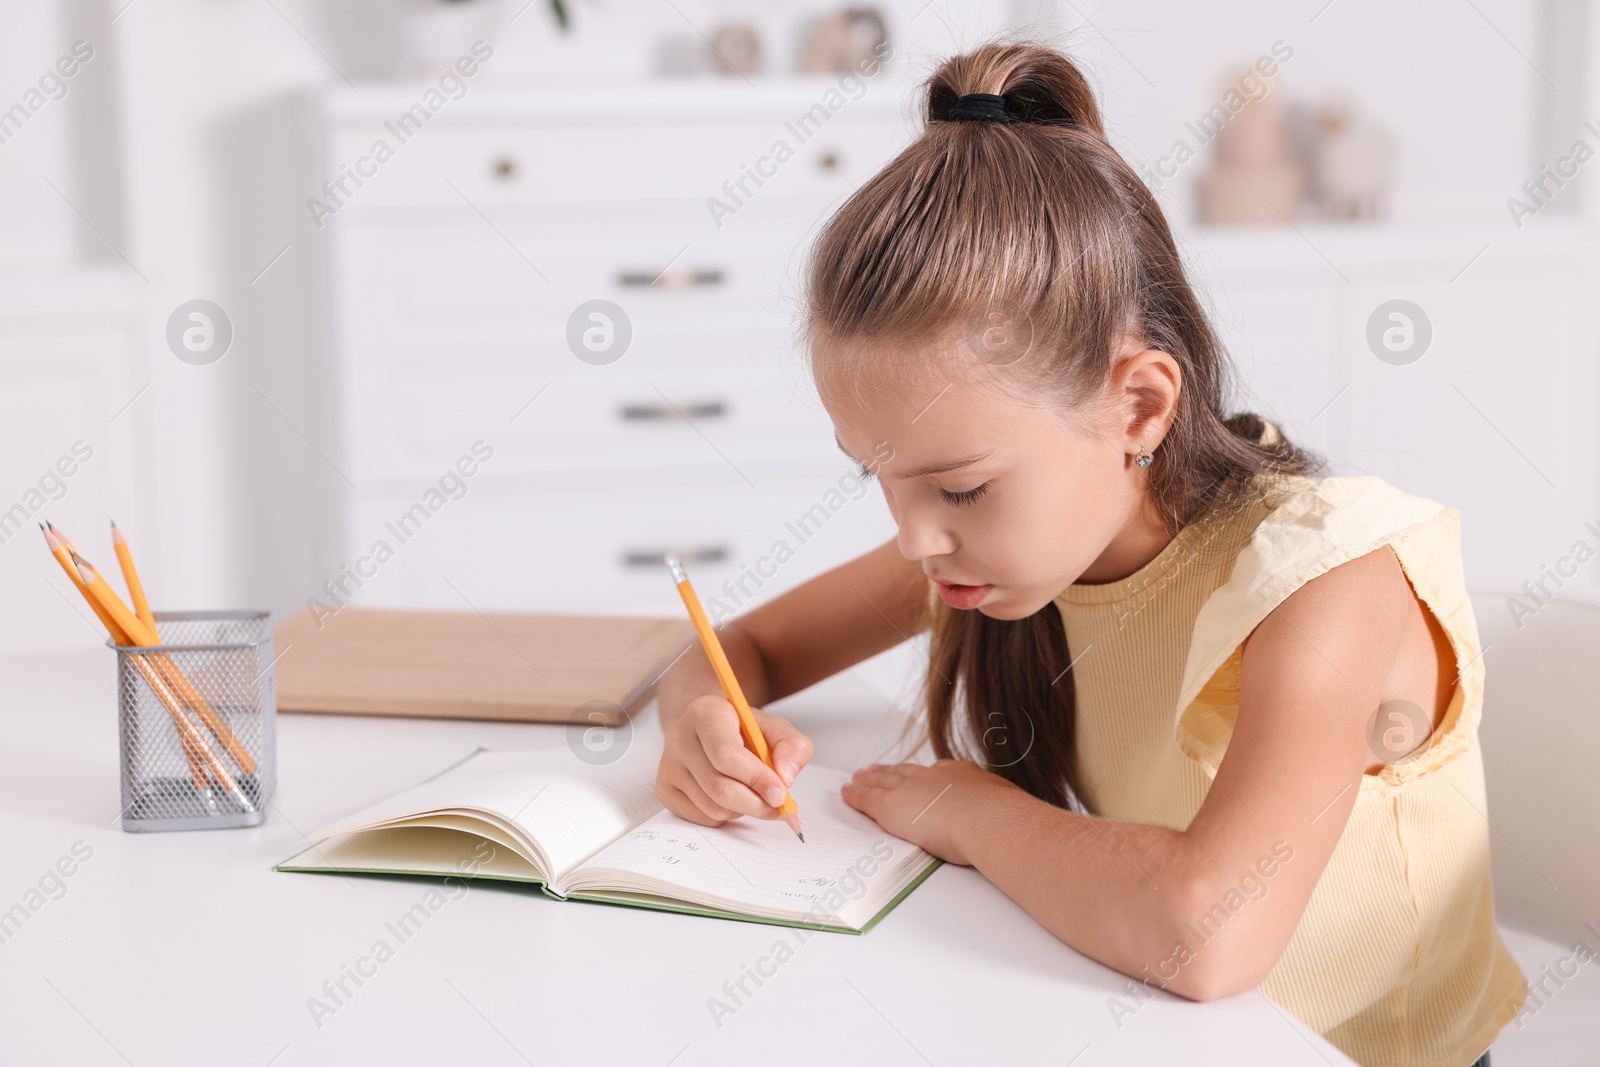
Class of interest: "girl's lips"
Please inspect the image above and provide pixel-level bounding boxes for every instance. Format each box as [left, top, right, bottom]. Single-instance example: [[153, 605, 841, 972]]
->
[[935, 580, 993, 610]]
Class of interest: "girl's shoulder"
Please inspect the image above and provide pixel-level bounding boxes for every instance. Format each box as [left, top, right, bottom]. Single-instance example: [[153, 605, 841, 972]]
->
[[1178, 470, 1460, 591], [1175, 470, 1476, 779], [1238, 470, 1461, 555]]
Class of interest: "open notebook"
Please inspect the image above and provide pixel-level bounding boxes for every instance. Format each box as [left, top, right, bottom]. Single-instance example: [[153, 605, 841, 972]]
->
[[275, 746, 942, 934]]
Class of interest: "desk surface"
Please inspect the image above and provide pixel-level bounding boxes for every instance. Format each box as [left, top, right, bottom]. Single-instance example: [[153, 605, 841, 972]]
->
[[0, 648, 1352, 1066]]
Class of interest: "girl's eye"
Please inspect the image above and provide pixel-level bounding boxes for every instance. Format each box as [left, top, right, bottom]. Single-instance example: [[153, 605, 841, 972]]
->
[[856, 463, 877, 482], [940, 483, 990, 507]]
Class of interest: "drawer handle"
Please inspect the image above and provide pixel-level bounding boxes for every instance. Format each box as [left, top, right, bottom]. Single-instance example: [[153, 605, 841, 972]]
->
[[623, 546, 728, 568], [617, 267, 725, 289], [620, 400, 727, 421]]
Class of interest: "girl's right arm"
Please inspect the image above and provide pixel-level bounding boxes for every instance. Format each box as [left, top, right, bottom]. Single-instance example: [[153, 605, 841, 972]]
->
[[655, 537, 929, 826]]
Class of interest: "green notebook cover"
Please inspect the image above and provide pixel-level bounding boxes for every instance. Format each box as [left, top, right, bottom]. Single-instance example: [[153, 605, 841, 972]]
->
[[274, 850, 944, 935], [274, 747, 943, 935]]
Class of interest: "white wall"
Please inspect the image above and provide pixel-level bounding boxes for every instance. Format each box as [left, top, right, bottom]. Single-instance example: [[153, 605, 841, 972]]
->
[[0, 5, 79, 264]]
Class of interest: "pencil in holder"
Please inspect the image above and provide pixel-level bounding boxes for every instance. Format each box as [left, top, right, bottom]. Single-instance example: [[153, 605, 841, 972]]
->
[[113, 610, 277, 832]]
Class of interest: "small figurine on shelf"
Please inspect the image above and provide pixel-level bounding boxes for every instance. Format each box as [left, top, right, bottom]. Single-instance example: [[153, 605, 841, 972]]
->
[[1309, 93, 1398, 222], [800, 7, 889, 74], [709, 21, 763, 78], [1196, 60, 1305, 225]]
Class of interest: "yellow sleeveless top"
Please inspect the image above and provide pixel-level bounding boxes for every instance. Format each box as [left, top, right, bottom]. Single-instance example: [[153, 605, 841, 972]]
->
[[1052, 461, 1527, 1067]]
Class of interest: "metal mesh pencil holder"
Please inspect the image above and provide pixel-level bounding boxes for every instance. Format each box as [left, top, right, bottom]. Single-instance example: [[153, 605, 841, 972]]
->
[[113, 610, 276, 832]]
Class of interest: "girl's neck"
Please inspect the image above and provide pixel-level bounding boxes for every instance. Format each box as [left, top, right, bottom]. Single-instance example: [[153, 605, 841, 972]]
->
[[1074, 494, 1176, 586]]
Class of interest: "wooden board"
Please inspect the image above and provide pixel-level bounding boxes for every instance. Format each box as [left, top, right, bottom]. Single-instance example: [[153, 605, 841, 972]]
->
[[273, 607, 694, 725]]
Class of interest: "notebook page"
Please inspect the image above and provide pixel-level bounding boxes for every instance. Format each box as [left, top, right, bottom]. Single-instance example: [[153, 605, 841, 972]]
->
[[310, 747, 663, 881], [564, 765, 931, 923]]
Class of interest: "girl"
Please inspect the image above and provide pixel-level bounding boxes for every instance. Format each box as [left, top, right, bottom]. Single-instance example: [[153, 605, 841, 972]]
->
[[655, 41, 1526, 1067]]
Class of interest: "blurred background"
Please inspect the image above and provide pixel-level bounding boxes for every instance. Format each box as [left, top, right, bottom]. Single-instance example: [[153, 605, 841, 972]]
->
[[2, 0, 1597, 653]]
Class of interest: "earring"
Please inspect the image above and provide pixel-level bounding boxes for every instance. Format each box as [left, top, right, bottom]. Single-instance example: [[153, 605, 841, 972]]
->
[[1134, 447, 1154, 468]]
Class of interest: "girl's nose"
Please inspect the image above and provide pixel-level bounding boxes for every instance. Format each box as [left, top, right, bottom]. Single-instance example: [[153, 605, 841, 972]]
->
[[895, 509, 956, 562]]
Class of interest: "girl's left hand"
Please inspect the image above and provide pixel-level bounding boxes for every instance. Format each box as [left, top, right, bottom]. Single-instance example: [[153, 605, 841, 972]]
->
[[841, 759, 1025, 866]]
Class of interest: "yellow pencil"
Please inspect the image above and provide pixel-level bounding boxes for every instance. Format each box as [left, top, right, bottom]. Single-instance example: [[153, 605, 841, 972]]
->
[[41, 525, 213, 798], [665, 553, 803, 842], [111, 520, 157, 633], [66, 547, 255, 813], [94, 522, 256, 774]]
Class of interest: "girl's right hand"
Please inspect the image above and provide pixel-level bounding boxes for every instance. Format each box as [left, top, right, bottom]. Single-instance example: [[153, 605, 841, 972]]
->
[[657, 693, 813, 826]]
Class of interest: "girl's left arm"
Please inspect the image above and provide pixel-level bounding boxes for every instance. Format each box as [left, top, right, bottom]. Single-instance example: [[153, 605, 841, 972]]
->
[[842, 545, 1419, 1002]]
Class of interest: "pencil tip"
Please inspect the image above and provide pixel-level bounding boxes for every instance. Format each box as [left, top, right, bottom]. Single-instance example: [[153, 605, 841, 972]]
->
[[797, 833, 804, 843]]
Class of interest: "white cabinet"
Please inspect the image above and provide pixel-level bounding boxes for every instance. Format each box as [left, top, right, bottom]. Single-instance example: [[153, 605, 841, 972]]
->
[[1184, 221, 1600, 595], [317, 81, 918, 617]]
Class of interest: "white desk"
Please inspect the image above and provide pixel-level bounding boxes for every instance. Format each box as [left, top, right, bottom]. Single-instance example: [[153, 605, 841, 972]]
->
[[0, 648, 1353, 1065]]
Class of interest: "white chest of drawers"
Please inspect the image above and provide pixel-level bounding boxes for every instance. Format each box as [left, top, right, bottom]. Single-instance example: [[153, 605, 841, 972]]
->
[[315, 79, 919, 617]]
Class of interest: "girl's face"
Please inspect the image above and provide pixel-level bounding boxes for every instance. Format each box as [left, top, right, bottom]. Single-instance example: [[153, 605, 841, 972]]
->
[[816, 333, 1177, 620]]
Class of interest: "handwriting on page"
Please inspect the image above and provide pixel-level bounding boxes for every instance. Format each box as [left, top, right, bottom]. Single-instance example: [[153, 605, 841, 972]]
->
[[775, 875, 839, 904], [581, 767, 908, 916], [617, 825, 857, 902], [624, 828, 703, 867]]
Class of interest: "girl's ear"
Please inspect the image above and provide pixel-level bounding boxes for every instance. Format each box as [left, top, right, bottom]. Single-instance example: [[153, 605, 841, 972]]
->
[[1110, 347, 1182, 452]]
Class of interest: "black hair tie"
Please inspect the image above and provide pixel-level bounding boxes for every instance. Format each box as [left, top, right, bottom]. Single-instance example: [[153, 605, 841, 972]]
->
[[948, 92, 1010, 123]]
